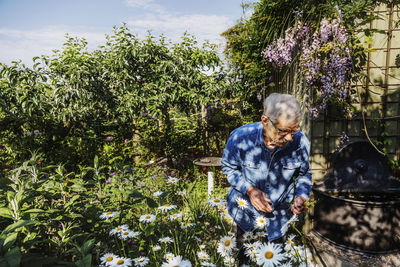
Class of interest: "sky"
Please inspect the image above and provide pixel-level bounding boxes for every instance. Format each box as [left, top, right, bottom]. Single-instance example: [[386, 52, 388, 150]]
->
[[0, 0, 248, 66]]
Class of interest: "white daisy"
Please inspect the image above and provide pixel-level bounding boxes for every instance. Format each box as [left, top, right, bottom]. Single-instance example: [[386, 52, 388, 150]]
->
[[100, 253, 117, 265], [164, 253, 175, 260], [159, 237, 174, 244], [177, 190, 186, 196], [133, 256, 149, 267], [119, 230, 140, 239], [223, 256, 235, 266], [217, 246, 230, 257], [169, 212, 182, 221], [284, 234, 296, 251], [181, 222, 195, 229], [200, 262, 216, 267], [217, 236, 236, 252], [153, 191, 163, 197], [158, 204, 177, 212], [288, 245, 306, 260], [244, 241, 262, 250], [152, 245, 161, 251], [243, 231, 254, 241], [206, 198, 226, 207], [111, 256, 132, 267], [256, 231, 268, 238], [161, 255, 191, 267], [99, 211, 119, 220], [167, 176, 180, 184], [109, 225, 129, 236], [139, 214, 156, 223], [255, 216, 269, 229], [256, 242, 285, 267], [197, 251, 210, 261], [244, 248, 258, 262], [236, 197, 249, 210]]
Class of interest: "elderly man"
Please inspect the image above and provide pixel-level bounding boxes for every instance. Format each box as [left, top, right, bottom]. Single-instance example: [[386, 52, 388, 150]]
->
[[221, 93, 312, 244]]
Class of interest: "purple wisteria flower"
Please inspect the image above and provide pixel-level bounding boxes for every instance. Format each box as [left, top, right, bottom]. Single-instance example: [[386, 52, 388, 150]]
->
[[263, 15, 353, 118]]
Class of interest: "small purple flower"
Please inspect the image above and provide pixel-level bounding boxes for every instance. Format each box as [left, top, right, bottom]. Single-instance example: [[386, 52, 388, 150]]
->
[[124, 138, 129, 143], [109, 172, 115, 177], [170, 171, 175, 175], [151, 175, 156, 179], [106, 178, 112, 184], [105, 136, 113, 141]]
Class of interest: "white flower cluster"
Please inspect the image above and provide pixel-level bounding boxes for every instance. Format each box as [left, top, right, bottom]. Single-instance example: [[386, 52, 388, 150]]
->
[[109, 224, 140, 240]]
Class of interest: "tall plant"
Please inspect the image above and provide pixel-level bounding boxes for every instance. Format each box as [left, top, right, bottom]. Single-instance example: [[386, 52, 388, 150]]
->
[[222, 0, 391, 117]]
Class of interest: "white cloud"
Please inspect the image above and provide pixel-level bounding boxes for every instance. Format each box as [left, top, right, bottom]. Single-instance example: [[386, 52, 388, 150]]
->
[[124, 0, 165, 14], [126, 13, 233, 50], [0, 26, 106, 65]]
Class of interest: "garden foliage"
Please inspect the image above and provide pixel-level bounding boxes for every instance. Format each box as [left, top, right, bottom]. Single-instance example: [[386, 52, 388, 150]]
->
[[0, 25, 230, 168], [222, 0, 394, 118]]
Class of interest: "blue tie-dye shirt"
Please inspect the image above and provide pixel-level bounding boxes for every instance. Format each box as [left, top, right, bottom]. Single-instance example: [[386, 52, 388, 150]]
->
[[221, 121, 312, 240]]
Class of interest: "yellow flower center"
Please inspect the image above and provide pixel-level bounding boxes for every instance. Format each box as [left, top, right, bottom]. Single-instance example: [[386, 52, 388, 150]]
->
[[123, 232, 129, 235], [224, 240, 231, 246], [106, 212, 113, 215], [106, 256, 113, 262], [265, 251, 274, 259], [165, 204, 170, 207], [117, 259, 124, 265], [214, 199, 220, 203], [260, 219, 264, 223], [116, 227, 122, 231], [145, 215, 150, 219], [137, 258, 144, 262]]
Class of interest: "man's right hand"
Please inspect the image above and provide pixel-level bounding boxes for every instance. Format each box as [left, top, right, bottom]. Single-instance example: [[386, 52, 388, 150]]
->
[[246, 186, 272, 213]]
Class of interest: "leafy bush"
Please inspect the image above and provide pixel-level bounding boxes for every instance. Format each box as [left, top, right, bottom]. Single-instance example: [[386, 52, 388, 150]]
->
[[0, 25, 229, 168]]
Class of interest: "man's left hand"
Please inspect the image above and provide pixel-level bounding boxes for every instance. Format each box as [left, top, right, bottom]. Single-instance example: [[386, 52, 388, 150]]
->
[[291, 196, 307, 215]]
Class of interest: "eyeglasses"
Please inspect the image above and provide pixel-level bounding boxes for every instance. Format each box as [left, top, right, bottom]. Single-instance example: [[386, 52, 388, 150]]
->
[[268, 117, 299, 136]]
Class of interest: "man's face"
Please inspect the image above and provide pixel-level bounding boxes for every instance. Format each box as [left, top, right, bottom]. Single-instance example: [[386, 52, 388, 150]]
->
[[261, 115, 300, 147]]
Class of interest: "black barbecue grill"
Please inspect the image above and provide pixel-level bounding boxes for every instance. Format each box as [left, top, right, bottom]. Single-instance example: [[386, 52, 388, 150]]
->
[[312, 139, 400, 253]]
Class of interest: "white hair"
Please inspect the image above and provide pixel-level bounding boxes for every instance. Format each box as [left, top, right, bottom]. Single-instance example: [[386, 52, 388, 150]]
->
[[263, 93, 301, 123]]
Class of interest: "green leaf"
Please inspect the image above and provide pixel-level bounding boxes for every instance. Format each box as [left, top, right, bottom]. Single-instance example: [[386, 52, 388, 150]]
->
[[128, 190, 143, 199], [1, 220, 37, 236], [75, 254, 91, 267], [4, 246, 21, 267], [81, 238, 95, 254], [64, 195, 80, 209], [22, 208, 44, 214], [0, 208, 13, 219], [2, 232, 18, 251], [146, 197, 158, 208], [94, 156, 98, 168]]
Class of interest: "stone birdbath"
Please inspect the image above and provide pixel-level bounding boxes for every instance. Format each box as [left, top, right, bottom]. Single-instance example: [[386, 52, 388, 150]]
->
[[193, 157, 222, 197]]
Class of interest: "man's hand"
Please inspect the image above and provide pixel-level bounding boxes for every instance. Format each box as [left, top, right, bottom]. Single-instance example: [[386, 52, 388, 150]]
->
[[291, 196, 307, 215], [246, 186, 272, 213]]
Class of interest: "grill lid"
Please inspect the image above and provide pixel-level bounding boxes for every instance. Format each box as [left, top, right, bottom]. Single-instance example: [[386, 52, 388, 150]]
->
[[314, 139, 400, 192]]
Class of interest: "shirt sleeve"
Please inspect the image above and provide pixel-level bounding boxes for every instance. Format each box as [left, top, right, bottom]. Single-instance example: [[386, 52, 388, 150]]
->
[[295, 134, 312, 200], [221, 133, 253, 195]]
